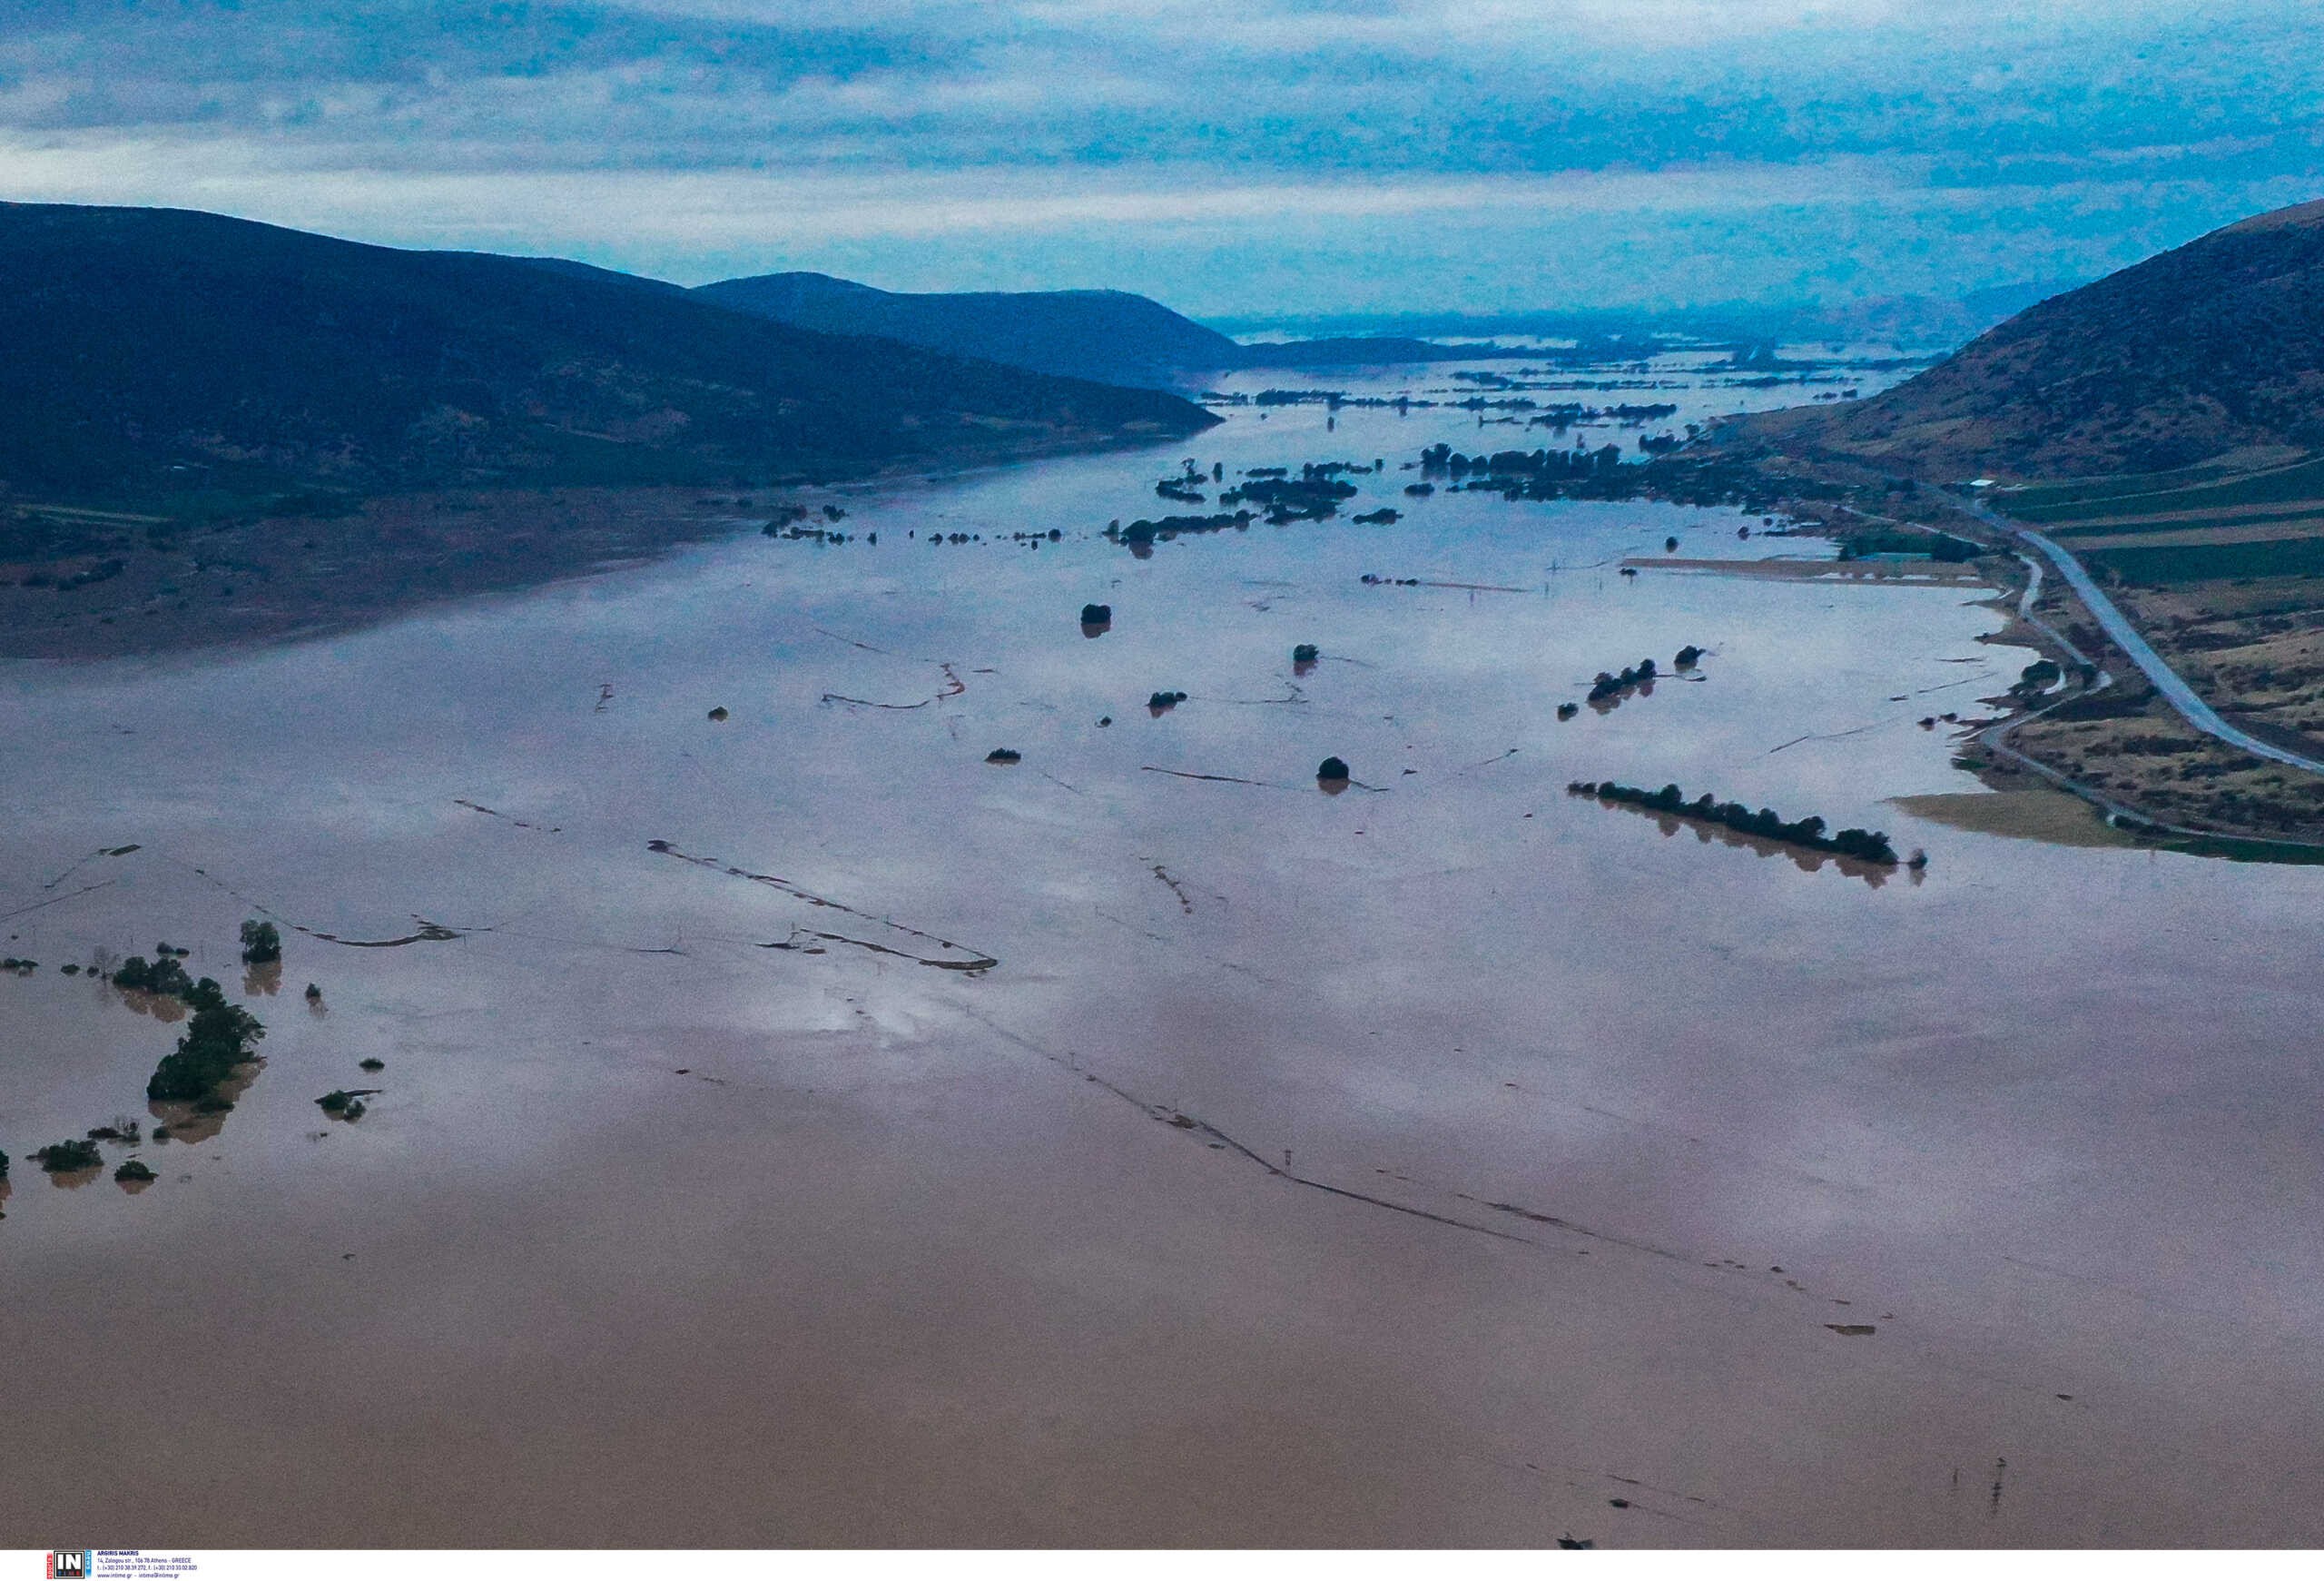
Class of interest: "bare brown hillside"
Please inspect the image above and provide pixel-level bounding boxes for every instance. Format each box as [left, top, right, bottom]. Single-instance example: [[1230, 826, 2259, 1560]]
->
[[1738, 198, 2324, 480]]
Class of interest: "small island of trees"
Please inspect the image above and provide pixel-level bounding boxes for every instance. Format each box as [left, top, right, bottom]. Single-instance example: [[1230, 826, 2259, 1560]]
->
[[113, 954, 195, 997], [33, 1138, 103, 1174], [1569, 780, 1899, 865], [137, 974, 267, 1106], [1589, 658, 1658, 703]]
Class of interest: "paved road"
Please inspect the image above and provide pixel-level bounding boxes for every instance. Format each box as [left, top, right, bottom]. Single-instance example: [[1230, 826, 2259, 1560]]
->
[[1959, 496, 2324, 776]]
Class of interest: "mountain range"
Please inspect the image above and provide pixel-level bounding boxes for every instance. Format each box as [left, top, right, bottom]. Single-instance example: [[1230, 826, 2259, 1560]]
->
[[0, 203, 1215, 508]]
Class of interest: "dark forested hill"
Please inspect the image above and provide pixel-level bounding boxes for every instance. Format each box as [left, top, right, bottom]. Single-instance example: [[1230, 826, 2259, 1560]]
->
[[1741, 199, 2324, 479], [693, 271, 1526, 386], [693, 272, 1247, 388], [0, 204, 1215, 505]]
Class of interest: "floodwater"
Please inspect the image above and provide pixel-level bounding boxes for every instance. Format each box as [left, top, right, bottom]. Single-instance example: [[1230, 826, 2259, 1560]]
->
[[5, 358, 2324, 1547]]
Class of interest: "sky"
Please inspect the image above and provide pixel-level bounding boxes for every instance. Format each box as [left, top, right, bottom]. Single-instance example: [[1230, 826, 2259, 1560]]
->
[[0, 1, 2318, 319]]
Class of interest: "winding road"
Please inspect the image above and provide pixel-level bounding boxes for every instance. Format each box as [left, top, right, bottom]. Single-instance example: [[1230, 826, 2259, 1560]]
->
[[1958, 496, 2324, 776]]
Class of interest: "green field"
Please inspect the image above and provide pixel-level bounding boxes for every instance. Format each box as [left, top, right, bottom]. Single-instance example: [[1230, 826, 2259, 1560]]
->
[[2006, 453, 2324, 525], [2081, 535, 2324, 584], [1999, 460, 2249, 515], [2052, 505, 2324, 539]]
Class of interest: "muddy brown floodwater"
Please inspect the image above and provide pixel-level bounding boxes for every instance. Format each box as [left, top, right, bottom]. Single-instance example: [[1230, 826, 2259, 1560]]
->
[[5, 357, 2324, 1547]]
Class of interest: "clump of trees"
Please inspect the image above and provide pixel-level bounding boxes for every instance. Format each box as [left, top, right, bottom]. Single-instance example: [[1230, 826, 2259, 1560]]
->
[[1216, 472, 1359, 522], [1079, 604, 1112, 626], [146, 979, 265, 1104], [1109, 511, 1255, 548], [316, 1091, 368, 1122], [33, 1138, 103, 1173], [114, 1160, 157, 1185], [1292, 644, 1320, 664], [1416, 443, 1830, 513], [1837, 529, 1984, 562], [1588, 658, 1658, 703], [113, 954, 195, 997], [985, 747, 1022, 764], [1316, 756, 1352, 782], [240, 919, 282, 963], [2011, 659, 2063, 698], [1675, 645, 1705, 667], [1147, 690, 1187, 711], [1568, 780, 1898, 865]]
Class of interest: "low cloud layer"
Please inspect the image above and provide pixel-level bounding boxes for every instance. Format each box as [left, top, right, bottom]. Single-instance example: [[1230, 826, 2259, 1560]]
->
[[2, 1, 2317, 315]]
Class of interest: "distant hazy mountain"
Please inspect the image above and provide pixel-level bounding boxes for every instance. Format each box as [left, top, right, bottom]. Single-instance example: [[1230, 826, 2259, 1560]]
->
[[1214, 285, 2082, 356], [695, 272, 1246, 388], [1746, 201, 2324, 478], [1782, 282, 2084, 351], [0, 204, 1215, 505]]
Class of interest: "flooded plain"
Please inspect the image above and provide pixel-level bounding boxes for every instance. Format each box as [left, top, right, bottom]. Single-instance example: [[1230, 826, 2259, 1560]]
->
[[6, 359, 2324, 1546]]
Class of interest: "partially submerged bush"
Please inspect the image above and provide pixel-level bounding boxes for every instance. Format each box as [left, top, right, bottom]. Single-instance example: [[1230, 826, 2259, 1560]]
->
[[316, 1091, 368, 1122], [1079, 603, 1112, 626], [986, 747, 1022, 764], [1147, 690, 1188, 710], [1292, 644, 1320, 664], [1316, 756, 1351, 782], [240, 919, 282, 964], [114, 1160, 157, 1185]]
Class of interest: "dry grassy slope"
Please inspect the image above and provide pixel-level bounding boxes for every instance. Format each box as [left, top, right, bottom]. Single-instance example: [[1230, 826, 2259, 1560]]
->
[[1738, 198, 2324, 480]]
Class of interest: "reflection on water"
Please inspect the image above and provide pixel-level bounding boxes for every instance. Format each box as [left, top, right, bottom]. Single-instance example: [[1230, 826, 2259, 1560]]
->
[[3, 353, 2323, 1546], [1635, 805, 1903, 889], [147, 1057, 265, 1146]]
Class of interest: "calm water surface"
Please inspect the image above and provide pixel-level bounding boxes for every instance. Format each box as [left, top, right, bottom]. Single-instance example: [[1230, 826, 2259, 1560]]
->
[[5, 362, 2321, 1546]]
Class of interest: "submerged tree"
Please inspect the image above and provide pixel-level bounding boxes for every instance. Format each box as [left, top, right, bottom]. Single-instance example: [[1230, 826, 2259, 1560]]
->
[[239, 919, 282, 964]]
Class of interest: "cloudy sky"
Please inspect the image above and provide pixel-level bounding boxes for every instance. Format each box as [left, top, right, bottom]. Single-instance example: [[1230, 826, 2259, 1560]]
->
[[0, 1, 2317, 317]]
